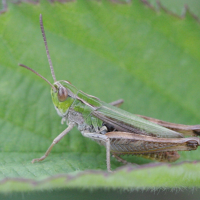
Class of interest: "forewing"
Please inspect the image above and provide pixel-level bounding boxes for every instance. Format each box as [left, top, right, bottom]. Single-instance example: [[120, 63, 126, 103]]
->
[[92, 102, 183, 138]]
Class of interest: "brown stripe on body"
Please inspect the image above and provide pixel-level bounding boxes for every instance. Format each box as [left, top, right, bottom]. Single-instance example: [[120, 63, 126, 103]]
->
[[137, 114, 200, 136]]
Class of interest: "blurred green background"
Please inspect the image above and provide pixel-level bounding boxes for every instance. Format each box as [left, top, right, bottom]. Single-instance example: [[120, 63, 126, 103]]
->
[[0, 0, 200, 192], [1, 188, 200, 200]]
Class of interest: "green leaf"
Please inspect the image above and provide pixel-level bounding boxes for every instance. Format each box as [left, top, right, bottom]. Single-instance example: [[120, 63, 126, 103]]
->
[[0, 0, 200, 191]]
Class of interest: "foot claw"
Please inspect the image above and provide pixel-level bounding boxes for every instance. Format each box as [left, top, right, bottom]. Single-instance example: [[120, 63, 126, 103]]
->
[[32, 158, 39, 163], [32, 157, 45, 163]]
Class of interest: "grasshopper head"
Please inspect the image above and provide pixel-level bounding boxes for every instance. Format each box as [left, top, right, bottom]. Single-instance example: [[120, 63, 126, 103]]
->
[[51, 80, 78, 117]]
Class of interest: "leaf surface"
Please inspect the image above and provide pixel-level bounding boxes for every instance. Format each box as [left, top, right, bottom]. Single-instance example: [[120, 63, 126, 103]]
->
[[0, 0, 200, 191]]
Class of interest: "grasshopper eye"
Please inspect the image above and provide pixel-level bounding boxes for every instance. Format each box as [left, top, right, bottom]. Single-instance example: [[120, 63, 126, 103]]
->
[[58, 87, 68, 102]]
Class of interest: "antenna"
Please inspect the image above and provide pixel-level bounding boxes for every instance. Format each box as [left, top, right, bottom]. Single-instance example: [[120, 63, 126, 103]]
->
[[19, 64, 57, 92], [40, 14, 57, 82]]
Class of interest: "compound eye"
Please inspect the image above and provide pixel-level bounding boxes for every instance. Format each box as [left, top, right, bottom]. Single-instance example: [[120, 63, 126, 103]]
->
[[58, 87, 68, 102]]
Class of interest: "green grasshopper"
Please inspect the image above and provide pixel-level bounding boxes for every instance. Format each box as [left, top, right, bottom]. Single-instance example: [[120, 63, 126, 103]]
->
[[19, 15, 200, 172]]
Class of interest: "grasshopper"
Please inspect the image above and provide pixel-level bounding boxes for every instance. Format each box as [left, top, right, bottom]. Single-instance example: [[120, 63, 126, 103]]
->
[[19, 15, 200, 172]]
